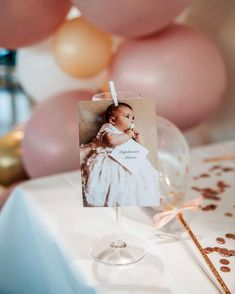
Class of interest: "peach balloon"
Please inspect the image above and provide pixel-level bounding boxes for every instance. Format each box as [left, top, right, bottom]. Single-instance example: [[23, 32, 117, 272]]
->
[[53, 17, 112, 78], [0, 0, 71, 49], [73, 0, 189, 38], [22, 90, 93, 178], [109, 24, 227, 129]]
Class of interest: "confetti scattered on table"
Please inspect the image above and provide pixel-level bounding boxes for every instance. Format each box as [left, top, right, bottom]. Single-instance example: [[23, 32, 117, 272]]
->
[[192, 159, 235, 277], [220, 266, 231, 273], [220, 259, 230, 265], [216, 237, 225, 244], [201, 204, 217, 211], [225, 233, 235, 240], [225, 212, 233, 217]]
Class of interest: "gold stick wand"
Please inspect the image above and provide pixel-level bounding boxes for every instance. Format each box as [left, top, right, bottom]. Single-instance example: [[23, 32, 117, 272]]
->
[[178, 212, 231, 294], [154, 199, 231, 294], [204, 155, 235, 162]]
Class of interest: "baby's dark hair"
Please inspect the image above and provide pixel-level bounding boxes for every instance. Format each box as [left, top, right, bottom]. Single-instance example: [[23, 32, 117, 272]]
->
[[104, 102, 133, 123]]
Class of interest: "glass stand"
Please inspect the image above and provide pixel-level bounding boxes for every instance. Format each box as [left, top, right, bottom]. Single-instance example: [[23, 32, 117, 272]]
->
[[90, 90, 146, 266], [90, 207, 146, 266]]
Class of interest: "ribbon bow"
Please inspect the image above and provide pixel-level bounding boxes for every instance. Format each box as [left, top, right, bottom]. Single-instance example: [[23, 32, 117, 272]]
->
[[153, 197, 203, 229]]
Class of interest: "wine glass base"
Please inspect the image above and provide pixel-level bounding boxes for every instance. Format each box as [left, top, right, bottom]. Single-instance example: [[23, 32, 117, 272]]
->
[[90, 233, 146, 266]]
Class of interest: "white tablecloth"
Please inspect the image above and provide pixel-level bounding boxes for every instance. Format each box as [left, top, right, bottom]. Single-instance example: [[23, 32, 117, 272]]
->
[[0, 141, 234, 294]]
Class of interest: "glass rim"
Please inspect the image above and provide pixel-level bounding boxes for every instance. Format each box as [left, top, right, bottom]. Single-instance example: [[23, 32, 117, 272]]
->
[[93, 91, 142, 99]]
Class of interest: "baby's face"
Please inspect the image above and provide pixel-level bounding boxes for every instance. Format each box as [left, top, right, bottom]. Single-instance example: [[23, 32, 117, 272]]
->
[[112, 106, 135, 132]]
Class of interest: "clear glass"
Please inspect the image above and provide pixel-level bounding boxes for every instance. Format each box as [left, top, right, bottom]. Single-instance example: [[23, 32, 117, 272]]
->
[[92, 91, 141, 101], [89, 91, 146, 266], [123, 116, 191, 232], [156, 116, 190, 209]]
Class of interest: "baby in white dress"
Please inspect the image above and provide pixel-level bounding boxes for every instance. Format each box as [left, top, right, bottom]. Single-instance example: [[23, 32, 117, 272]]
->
[[81, 102, 160, 207]]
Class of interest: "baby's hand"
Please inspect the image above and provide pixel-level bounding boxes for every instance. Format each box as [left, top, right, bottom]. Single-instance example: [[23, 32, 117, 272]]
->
[[125, 129, 136, 139], [134, 129, 144, 144], [134, 129, 140, 136]]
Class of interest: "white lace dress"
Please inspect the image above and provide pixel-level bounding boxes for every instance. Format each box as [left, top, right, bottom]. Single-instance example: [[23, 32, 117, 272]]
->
[[81, 123, 160, 207]]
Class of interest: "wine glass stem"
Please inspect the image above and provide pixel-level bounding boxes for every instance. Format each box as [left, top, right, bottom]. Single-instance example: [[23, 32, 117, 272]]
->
[[110, 207, 126, 248], [116, 206, 121, 237]]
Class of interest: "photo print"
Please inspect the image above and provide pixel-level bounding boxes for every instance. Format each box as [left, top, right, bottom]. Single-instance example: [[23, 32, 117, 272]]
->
[[78, 97, 160, 207]]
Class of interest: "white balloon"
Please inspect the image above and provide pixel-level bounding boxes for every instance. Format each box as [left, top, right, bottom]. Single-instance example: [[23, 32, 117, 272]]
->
[[17, 37, 107, 103]]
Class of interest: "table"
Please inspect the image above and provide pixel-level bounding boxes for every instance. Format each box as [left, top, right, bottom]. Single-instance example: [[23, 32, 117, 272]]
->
[[0, 141, 234, 294]]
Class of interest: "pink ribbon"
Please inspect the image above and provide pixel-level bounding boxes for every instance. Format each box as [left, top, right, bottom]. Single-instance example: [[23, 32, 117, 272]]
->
[[153, 197, 203, 229]]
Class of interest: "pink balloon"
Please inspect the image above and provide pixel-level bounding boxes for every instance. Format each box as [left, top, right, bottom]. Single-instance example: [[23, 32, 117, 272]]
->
[[74, 0, 189, 38], [22, 90, 93, 178], [0, 0, 71, 48], [109, 24, 227, 129]]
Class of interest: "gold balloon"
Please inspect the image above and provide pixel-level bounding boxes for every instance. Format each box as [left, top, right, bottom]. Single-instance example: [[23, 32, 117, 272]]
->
[[53, 17, 112, 78], [0, 184, 8, 209], [0, 130, 28, 187]]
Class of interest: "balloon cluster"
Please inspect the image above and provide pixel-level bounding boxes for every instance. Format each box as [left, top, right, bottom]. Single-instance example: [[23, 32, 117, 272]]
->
[[0, 0, 227, 183]]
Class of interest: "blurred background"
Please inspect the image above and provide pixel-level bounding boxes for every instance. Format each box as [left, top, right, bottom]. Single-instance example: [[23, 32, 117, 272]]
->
[[0, 0, 234, 198], [179, 0, 235, 146], [0, 49, 33, 136]]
